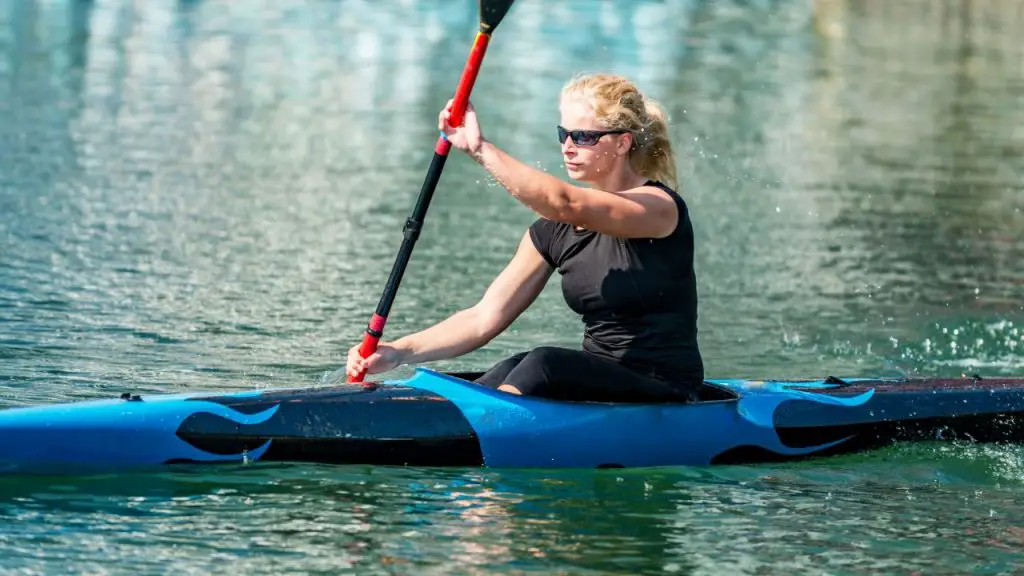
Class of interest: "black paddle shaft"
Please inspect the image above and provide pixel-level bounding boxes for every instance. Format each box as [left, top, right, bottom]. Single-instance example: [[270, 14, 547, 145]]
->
[[369, 0, 516, 318], [373, 151, 447, 320], [350, 0, 517, 383]]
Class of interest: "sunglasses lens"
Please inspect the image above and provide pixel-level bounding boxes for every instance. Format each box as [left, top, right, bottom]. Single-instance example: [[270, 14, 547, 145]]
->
[[558, 127, 615, 146]]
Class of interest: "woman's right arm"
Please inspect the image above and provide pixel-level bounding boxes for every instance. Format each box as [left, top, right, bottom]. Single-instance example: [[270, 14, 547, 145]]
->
[[346, 229, 553, 377]]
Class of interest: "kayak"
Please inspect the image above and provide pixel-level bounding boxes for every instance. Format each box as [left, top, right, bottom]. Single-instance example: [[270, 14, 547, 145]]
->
[[0, 368, 1022, 474]]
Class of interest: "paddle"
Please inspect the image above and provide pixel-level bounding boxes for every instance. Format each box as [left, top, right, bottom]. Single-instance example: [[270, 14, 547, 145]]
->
[[349, 0, 517, 384]]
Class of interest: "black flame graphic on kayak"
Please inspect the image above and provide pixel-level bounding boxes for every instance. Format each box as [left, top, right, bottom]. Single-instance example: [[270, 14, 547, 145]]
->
[[737, 385, 877, 454], [169, 401, 280, 463]]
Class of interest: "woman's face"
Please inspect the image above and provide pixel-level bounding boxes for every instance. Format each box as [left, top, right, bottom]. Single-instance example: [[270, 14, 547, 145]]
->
[[558, 94, 632, 184]]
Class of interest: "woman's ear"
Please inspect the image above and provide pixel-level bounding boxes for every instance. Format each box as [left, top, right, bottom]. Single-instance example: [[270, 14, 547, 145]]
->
[[617, 132, 633, 156]]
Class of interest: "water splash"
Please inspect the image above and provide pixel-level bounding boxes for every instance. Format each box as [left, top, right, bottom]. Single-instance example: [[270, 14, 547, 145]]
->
[[897, 319, 1024, 376]]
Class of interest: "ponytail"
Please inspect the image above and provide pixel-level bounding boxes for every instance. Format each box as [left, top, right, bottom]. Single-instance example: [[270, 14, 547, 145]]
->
[[632, 98, 677, 190]]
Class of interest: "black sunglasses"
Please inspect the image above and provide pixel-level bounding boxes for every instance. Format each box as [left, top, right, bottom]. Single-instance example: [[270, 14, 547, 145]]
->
[[557, 125, 629, 146]]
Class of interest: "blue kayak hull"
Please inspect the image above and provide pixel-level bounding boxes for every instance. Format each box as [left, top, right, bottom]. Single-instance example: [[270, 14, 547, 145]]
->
[[0, 369, 1022, 474]]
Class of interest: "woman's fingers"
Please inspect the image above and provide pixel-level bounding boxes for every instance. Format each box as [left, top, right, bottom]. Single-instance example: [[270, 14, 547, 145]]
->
[[346, 346, 365, 377], [438, 106, 457, 132]]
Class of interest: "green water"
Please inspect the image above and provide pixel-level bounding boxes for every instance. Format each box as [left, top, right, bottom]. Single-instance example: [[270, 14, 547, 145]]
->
[[1, 0, 1023, 573]]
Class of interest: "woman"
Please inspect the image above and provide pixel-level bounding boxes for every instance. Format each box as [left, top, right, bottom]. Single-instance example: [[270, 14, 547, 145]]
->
[[346, 73, 703, 403]]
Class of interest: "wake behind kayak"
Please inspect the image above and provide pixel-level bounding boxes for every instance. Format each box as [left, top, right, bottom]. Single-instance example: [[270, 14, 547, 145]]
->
[[0, 369, 1023, 474]]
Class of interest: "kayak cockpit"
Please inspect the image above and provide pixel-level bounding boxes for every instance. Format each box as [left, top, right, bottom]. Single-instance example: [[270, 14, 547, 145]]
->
[[439, 371, 739, 403]]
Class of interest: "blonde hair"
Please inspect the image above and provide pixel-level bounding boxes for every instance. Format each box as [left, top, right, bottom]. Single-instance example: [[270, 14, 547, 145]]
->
[[561, 73, 678, 189]]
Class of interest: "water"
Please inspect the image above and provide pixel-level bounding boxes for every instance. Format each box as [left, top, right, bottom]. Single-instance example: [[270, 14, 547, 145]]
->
[[1, 0, 1023, 573]]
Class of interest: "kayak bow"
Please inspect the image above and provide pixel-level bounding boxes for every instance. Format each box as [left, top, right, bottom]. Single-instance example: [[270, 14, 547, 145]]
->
[[0, 370, 1022, 474]]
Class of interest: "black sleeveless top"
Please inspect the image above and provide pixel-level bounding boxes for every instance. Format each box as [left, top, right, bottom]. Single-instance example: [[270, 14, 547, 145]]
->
[[528, 181, 703, 385]]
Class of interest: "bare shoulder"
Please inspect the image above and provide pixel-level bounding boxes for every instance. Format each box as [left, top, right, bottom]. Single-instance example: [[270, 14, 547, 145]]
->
[[617, 184, 679, 237], [624, 182, 678, 202], [563, 182, 681, 239]]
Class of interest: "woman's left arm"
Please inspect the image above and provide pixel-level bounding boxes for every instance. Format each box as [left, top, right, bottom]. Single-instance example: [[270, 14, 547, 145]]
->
[[472, 141, 678, 239]]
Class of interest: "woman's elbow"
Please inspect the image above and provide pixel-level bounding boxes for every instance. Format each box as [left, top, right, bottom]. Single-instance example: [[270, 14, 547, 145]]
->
[[544, 188, 583, 224], [469, 304, 507, 342]]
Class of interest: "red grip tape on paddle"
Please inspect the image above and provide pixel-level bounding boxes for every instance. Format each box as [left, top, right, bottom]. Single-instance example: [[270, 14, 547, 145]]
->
[[450, 32, 489, 127], [350, 314, 386, 384], [435, 136, 451, 155], [435, 32, 490, 158]]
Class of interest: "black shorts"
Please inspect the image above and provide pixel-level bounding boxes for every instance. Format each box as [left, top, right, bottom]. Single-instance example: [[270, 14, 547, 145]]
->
[[473, 346, 699, 404]]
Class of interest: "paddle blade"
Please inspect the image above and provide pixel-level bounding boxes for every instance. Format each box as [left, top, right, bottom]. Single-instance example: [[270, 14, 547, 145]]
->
[[480, 0, 516, 32]]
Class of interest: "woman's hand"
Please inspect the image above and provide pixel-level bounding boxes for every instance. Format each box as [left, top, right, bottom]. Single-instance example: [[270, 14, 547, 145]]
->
[[438, 99, 486, 158], [346, 341, 406, 380]]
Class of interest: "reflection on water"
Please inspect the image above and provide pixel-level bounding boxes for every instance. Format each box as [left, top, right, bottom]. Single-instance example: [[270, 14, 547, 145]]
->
[[1, 0, 1024, 572], [671, 0, 1024, 378], [809, 0, 1024, 310]]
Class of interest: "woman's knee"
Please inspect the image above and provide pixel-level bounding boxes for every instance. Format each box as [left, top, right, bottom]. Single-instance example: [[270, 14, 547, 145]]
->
[[474, 351, 531, 387], [522, 346, 571, 366], [515, 346, 584, 392]]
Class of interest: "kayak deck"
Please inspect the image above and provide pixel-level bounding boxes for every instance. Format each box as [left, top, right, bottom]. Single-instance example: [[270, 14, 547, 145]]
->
[[711, 375, 1024, 463], [175, 372, 1024, 467], [0, 370, 1022, 472], [174, 383, 486, 467]]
